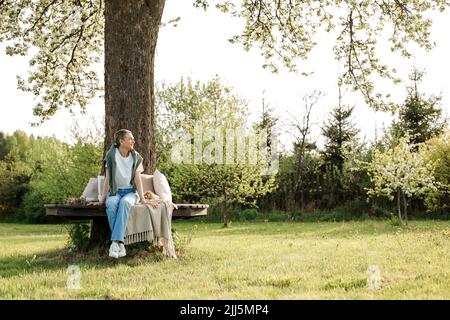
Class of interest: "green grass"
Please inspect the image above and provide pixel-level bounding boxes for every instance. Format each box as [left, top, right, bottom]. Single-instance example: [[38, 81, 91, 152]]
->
[[0, 220, 449, 299]]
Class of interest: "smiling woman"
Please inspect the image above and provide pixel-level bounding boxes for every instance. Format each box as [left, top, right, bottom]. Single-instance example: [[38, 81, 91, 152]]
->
[[100, 129, 150, 259]]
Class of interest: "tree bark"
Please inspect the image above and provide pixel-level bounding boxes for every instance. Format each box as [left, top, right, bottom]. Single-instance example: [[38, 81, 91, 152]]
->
[[397, 188, 404, 226], [223, 190, 228, 227], [402, 191, 409, 225], [104, 0, 166, 174], [90, 217, 111, 248]]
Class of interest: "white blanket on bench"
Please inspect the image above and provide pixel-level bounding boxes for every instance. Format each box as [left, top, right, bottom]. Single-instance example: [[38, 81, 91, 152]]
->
[[125, 201, 177, 259]]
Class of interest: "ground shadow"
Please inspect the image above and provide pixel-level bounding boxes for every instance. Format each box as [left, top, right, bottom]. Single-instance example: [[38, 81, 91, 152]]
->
[[0, 244, 169, 279]]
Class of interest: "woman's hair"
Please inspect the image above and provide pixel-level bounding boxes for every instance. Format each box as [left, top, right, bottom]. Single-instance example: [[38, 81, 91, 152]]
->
[[114, 129, 132, 147]]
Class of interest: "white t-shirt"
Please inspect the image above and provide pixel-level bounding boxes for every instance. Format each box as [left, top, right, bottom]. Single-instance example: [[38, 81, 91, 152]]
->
[[106, 149, 144, 189]]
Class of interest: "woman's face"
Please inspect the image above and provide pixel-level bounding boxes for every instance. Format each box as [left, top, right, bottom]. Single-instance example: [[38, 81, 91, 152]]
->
[[120, 133, 135, 150]]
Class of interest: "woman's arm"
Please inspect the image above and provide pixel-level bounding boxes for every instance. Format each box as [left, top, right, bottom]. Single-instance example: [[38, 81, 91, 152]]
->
[[134, 171, 147, 204], [100, 170, 109, 205]]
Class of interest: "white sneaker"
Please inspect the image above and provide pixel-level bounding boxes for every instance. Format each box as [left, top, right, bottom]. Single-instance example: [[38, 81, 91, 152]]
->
[[109, 242, 119, 259], [118, 243, 126, 258]]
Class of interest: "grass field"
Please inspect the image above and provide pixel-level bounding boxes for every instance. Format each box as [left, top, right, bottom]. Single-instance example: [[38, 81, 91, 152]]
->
[[0, 220, 449, 299]]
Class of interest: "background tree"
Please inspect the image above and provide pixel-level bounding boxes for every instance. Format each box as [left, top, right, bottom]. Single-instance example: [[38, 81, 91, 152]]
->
[[156, 77, 275, 226], [392, 67, 447, 146], [421, 130, 450, 214], [0, 148, 31, 217], [288, 91, 321, 211], [320, 88, 359, 207], [254, 95, 278, 153], [366, 137, 437, 225], [253, 96, 279, 211]]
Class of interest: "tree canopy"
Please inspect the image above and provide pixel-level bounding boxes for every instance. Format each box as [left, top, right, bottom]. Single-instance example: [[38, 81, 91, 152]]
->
[[195, 0, 449, 111], [1, 0, 449, 124]]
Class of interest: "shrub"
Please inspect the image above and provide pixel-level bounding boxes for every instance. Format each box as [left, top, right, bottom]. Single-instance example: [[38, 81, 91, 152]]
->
[[241, 208, 258, 221], [0, 149, 32, 218], [66, 222, 91, 252], [19, 137, 102, 222]]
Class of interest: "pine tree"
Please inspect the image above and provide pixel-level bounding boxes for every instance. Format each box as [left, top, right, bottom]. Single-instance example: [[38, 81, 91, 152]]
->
[[322, 89, 359, 172], [321, 87, 359, 207], [393, 67, 446, 146], [254, 96, 278, 154]]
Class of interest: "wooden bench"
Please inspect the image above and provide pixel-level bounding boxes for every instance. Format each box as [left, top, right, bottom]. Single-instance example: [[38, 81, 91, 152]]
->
[[46, 174, 208, 247], [45, 203, 208, 247]]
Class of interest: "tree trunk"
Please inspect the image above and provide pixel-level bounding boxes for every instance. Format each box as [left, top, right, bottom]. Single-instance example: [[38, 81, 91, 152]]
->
[[104, 0, 166, 174], [223, 190, 228, 227], [402, 191, 409, 225], [300, 189, 305, 212], [397, 188, 404, 226], [90, 217, 111, 248]]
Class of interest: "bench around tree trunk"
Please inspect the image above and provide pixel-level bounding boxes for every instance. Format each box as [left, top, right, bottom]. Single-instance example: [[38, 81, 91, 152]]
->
[[45, 203, 208, 247]]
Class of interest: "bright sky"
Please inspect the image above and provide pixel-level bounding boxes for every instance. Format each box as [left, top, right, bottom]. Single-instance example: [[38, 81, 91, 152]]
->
[[0, 1, 449, 150]]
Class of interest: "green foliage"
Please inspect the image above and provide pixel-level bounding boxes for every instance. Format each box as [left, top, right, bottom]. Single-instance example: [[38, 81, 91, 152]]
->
[[341, 138, 373, 202], [21, 139, 102, 221], [156, 76, 248, 168], [320, 99, 360, 207], [322, 103, 359, 172], [420, 130, 450, 213], [391, 68, 446, 146], [171, 228, 192, 255], [66, 222, 91, 252], [0, 148, 32, 217], [365, 137, 438, 224], [156, 77, 276, 225], [0, 128, 103, 222], [324, 278, 367, 291], [388, 213, 401, 227], [367, 137, 437, 201], [0, 0, 103, 123], [0, 131, 7, 160], [260, 154, 296, 211], [235, 208, 259, 221], [0, 130, 31, 161], [18, 188, 47, 222]]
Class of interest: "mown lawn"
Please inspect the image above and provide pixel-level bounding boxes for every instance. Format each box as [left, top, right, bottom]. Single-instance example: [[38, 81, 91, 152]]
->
[[0, 220, 449, 299]]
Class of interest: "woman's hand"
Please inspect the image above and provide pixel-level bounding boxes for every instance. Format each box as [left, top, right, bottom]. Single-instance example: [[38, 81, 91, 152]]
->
[[148, 199, 159, 208]]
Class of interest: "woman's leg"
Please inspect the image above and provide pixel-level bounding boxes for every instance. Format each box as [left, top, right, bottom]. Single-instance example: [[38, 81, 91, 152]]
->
[[105, 194, 121, 231], [111, 192, 139, 242]]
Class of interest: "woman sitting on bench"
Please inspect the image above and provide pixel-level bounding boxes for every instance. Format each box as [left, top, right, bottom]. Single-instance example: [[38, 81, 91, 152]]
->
[[99, 129, 158, 259]]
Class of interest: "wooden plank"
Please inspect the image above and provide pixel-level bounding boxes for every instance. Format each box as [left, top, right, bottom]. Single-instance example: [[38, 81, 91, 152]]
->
[[45, 203, 209, 209], [175, 204, 209, 208], [45, 204, 106, 210], [173, 208, 207, 218], [46, 207, 59, 216]]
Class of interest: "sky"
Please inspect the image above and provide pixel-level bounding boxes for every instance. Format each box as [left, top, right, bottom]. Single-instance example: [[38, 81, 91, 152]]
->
[[0, 1, 449, 150]]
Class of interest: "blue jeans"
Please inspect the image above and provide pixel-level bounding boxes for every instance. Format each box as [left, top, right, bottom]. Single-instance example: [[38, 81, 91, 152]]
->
[[105, 188, 139, 242]]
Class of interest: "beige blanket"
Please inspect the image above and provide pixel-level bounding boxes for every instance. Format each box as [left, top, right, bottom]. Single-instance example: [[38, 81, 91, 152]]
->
[[125, 201, 177, 259]]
